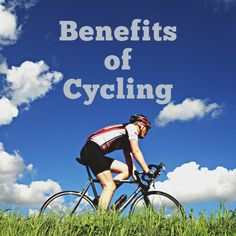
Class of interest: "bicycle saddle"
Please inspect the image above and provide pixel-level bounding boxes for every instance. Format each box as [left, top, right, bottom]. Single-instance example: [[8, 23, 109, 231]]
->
[[76, 157, 86, 165]]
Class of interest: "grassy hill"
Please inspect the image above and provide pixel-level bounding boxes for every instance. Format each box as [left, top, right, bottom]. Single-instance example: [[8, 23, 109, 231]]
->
[[0, 209, 235, 236]]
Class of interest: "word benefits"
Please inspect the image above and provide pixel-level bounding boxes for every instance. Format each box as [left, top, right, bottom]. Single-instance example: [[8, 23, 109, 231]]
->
[[63, 77, 173, 105], [59, 19, 177, 42]]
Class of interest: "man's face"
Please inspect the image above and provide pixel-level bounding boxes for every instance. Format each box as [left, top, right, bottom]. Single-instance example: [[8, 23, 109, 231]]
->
[[139, 125, 149, 139]]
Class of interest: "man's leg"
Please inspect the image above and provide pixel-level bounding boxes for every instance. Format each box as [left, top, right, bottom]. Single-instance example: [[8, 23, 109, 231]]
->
[[110, 160, 130, 180], [96, 170, 116, 210], [95, 160, 130, 209]]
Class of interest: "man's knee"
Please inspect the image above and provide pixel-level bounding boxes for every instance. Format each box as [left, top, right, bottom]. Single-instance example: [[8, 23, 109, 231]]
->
[[103, 181, 116, 192], [122, 168, 130, 179]]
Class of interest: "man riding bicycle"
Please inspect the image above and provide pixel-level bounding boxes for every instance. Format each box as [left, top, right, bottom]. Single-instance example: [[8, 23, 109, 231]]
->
[[80, 114, 153, 210]]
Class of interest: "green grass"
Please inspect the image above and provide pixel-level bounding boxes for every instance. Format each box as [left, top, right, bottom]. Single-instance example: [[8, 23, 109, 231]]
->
[[0, 209, 235, 236]]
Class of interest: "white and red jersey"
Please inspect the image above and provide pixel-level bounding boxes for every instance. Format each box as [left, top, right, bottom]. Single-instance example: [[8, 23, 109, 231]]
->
[[87, 123, 138, 154]]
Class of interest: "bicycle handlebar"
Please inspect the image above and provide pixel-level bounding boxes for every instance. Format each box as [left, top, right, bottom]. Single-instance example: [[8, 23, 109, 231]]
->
[[134, 163, 165, 184]]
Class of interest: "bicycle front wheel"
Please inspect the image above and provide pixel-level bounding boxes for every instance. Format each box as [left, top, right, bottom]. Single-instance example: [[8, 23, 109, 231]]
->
[[40, 191, 96, 216], [130, 191, 185, 218]]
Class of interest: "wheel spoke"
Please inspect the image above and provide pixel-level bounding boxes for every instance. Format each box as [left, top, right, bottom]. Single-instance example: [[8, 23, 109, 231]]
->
[[130, 191, 184, 218], [40, 191, 96, 216]]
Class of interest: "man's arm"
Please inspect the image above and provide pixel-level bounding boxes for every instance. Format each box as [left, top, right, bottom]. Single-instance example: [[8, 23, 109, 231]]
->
[[129, 139, 150, 173]]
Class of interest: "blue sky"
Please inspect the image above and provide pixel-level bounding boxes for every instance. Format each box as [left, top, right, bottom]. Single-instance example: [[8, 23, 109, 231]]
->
[[0, 0, 235, 215]]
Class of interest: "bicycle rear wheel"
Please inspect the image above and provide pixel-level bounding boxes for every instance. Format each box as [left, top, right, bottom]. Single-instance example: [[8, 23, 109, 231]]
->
[[130, 191, 185, 218], [40, 191, 96, 216]]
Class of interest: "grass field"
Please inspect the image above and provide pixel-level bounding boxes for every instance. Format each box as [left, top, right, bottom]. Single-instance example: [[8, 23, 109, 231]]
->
[[0, 208, 236, 236]]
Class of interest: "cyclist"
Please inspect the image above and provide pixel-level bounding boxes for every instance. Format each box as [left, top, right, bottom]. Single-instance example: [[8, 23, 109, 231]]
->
[[80, 114, 153, 210]]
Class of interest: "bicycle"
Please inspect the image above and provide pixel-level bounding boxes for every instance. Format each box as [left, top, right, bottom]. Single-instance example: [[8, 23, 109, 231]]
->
[[39, 157, 185, 217]]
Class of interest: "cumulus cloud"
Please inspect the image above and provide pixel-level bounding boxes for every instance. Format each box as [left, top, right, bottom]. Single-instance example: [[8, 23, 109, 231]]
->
[[156, 98, 222, 127], [6, 60, 63, 106], [0, 142, 61, 207], [153, 162, 236, 204], [0, 60, 63, 126], [0, 55, 8, 73], [6, 0, 39, 10], [0, 0, 39, 47], [28, 208, 39, 216], [0, 97, 18, 125], [0, 142, 24, 183], [0, 2, 19, 46]]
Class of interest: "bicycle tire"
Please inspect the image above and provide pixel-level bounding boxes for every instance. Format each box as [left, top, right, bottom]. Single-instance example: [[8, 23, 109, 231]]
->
[[129, 191, 185, 218], [39, 190, 97, 216]]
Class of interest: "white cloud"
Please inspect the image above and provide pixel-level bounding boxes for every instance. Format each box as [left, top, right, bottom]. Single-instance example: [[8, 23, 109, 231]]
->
[[0, 3, 19, 46], [156, 98, 222, 127], [0, 60, 63, 126], [0, 142, 24, 183], [153, 162, 236, 204], [0, 55, 8, 73], [6, 60, 63, 106], [26, 163, 33, 172], [7, 180, 61, 207], [0, 96, 18, 125], [28, 208, 39, 216], [7, 0, 39, 10], [0, 0, 39, 47], [0, 142, 61, 207]]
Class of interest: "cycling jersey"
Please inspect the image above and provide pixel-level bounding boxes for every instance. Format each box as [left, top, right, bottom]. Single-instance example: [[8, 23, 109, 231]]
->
[[87, 123, 138, 154]]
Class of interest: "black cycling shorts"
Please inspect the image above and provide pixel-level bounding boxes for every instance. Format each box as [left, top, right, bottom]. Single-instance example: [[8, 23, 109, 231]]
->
[[80, 141, 114, 176]]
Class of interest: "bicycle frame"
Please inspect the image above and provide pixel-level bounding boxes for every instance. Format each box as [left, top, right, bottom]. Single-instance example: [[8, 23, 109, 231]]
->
[[40, 160, 185, 218], [71, 164, 149, 214]]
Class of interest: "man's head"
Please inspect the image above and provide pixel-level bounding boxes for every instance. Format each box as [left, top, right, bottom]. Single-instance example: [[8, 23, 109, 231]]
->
[[130, 114, 151, 139]]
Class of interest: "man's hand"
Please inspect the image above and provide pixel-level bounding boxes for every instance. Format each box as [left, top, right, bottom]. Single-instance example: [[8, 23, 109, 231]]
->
[[146, 169, 160, 179]]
